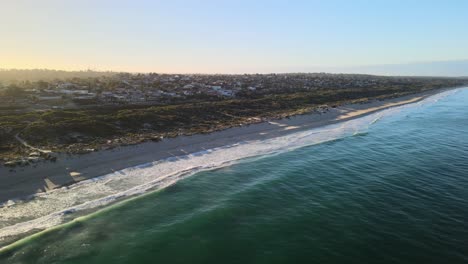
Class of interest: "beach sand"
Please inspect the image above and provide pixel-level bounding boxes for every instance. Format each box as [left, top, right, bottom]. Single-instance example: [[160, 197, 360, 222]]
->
[[0, 89, 446, 203]]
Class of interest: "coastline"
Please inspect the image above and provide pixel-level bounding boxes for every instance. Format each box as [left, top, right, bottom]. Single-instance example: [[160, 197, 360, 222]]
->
[[0, 88, 456, 204]]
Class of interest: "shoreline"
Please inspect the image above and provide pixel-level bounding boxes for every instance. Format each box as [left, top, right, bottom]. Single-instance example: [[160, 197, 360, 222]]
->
[[0, 87, 457, 204]]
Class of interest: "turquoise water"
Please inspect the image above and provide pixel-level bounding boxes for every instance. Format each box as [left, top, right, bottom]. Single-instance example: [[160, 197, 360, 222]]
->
[[1, 89, 468, 263]]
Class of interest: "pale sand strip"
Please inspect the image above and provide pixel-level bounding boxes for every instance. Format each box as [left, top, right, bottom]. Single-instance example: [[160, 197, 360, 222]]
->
[[336, 96, 424, 120], [0, 88, 452, 203]]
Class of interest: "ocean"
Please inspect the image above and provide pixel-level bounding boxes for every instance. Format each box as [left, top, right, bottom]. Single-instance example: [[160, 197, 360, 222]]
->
[[1, 88, 467, 263]]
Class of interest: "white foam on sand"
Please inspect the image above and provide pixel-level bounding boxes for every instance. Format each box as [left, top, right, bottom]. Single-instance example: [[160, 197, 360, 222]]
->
[[0, 88, 459, 244]]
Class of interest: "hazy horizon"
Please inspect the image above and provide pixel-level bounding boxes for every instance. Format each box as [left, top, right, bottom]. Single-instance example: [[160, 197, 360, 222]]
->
[[2, 0, 468, 75], [2, 59, 468, 78]]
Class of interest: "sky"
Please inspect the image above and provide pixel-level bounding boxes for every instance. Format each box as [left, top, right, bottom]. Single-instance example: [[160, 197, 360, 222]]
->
[[1, 0, 468, 74]]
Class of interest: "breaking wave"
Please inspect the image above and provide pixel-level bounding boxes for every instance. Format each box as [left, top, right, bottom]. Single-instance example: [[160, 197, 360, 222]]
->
[[0, 88, 459, 248]]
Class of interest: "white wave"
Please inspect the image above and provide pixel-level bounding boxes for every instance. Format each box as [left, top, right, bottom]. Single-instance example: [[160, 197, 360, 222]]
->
[[0, 88, 462, 244]]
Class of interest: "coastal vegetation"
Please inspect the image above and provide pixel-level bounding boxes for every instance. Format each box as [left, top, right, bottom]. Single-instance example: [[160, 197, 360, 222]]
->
[[1, 71, 467, 166]]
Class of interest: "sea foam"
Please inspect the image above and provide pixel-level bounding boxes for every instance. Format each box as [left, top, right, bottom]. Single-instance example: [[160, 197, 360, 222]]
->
[[0, 88, 459, 245]]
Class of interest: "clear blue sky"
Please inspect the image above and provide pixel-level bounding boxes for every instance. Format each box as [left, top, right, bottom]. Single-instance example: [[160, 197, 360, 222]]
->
[[1, 0, 467, 73]]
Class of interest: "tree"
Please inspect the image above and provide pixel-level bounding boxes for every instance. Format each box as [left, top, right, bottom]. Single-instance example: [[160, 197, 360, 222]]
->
[[3, 84, 25, 97], [37, 80, 49, 90]]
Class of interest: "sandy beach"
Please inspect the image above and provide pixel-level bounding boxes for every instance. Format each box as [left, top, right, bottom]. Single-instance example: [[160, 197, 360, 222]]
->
[[0, 88, 450, 204]]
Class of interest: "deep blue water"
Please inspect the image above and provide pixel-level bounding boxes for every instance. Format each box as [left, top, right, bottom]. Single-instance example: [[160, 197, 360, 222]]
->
[[1, 89, 468, 263]]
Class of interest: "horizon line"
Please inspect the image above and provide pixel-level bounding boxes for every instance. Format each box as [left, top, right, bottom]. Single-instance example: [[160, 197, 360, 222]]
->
[[1, 59, 468, 77], [1, 68, 467, 79]]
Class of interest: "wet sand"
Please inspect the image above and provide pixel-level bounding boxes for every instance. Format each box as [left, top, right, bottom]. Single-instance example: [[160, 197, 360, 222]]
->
[[0, 89, 447, 203]]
